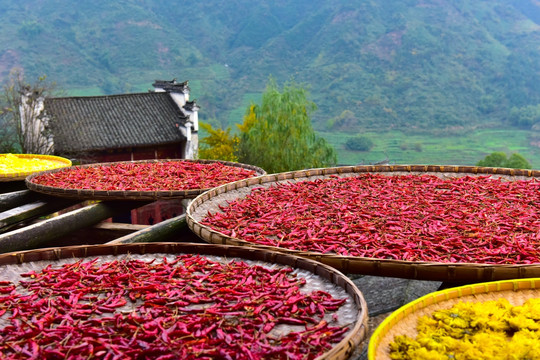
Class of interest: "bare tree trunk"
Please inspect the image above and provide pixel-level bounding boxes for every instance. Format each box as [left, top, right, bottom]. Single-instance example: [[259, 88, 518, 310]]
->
[[0, 69, 58, 154]]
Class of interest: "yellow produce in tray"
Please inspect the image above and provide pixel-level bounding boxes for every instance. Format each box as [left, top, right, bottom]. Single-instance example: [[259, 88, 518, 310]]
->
[[0, 153, 71, 180], [389, 298, 540, 360]]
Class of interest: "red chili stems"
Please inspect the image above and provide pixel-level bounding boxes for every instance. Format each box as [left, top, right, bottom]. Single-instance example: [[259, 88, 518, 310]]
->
[[29, 161, 258, 192], [0, 255, 349, 359], [201, 174, 540, 265]]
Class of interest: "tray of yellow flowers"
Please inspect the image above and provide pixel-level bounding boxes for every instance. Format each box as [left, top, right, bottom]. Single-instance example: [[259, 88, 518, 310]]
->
[[0, 153, 71, 182], [369, 278, 540, 359]]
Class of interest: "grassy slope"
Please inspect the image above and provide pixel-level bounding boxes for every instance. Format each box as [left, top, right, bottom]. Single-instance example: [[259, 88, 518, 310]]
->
[[65, 79, 540, 169], [323, 129, 540, 168]]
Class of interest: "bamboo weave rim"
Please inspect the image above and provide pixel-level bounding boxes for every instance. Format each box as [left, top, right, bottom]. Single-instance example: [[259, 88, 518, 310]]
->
[[0, 154, 72, 182], [0, 242, 368, 360], [368, 278, 540, 360], [25, 159, 266, 201], [186, 164, 540, 280]]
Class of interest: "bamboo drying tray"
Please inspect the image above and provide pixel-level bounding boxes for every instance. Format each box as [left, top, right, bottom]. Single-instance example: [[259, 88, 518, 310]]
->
[[0, 153, 71, 182], [0, 242, 368, 360], [25, 159, 265, 201], [368, 278, 540, 360], [187, 164, 540, 281]]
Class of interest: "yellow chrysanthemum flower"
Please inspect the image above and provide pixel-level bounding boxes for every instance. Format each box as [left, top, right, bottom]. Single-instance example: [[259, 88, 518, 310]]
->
[[0, 153, 63, 174], [390, 298, 540, 360]]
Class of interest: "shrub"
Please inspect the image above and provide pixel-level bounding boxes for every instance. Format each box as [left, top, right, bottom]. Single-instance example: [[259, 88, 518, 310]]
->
[[345, 136, 374, 151], [476, 151, 532, 169]]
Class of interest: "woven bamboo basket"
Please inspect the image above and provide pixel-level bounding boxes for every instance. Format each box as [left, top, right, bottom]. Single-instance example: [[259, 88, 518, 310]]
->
[[368, 278, 540, 359], [0, 242, 368, 360], [25, 159, 265, 200], [187, 164, 540, 281], [0, 153, 71, 182]]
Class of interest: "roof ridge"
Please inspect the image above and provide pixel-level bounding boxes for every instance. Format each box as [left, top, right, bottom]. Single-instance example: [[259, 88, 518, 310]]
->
[[47, 92, 167, 101]]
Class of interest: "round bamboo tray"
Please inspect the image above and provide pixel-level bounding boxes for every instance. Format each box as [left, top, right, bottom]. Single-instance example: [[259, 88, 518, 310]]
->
[[25, 159, 265, 200], [187, 164, 540, 281], [368, 278, 540, 360], [0, 153, 71, 182], [0, 242, 368, 360]]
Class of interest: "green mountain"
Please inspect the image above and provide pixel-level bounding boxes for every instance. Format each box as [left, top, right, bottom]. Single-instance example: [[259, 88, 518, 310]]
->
[[1, 0, 540, 163]]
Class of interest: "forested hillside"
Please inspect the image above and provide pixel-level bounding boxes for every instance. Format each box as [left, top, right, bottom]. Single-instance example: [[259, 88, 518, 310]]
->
[[1, 0, 539, 161]]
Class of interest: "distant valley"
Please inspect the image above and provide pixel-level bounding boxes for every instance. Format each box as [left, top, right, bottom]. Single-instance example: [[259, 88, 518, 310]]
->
[[0, 0, 539, 166]]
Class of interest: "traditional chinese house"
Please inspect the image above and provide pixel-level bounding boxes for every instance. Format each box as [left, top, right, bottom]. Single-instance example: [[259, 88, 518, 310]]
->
[[44, 79, 199, 164], [39, 79, 200, 225]]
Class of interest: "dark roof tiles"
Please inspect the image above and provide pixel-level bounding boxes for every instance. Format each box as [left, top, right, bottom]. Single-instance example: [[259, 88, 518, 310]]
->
[[45, 92, 187, 153]]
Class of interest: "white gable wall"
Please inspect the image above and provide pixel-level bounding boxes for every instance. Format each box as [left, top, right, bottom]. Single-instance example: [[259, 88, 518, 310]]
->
[[153, 80, 199, 160]]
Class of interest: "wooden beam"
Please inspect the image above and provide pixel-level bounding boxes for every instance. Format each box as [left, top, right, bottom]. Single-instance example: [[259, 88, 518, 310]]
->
[[94, 222, 148, 232], [106, 214, 201, 244], [0, 198, 81, 234], [0, 190, 37, 212], [49, 222, 149, 247], [0, 201, 146, 254]]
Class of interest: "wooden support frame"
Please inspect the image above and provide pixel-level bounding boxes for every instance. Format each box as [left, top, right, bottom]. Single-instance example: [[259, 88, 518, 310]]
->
[[0, 200, 147, 254]]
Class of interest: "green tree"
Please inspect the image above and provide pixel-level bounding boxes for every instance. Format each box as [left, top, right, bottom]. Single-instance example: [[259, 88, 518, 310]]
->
[[327, 109, 356, 130], [198, 122, 239, 162], [237, 78, 337, 173], [505, 153, 532, 169], [509, 105, 540, 128], [345, 136, 374, 151], [476, 151, 532, 169], [0, 113, 16, 153], [18, 20, 44, 38]]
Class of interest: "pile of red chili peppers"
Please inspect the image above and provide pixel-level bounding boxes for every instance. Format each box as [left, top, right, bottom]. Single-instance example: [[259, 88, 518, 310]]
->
[[201, 174, 540, 264], [0, 255, 349, 359], [29, 161, 258, 191]]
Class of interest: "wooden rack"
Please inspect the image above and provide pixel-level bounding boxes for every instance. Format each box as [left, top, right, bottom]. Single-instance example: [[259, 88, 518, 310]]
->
[[0, 181, 203, 254]]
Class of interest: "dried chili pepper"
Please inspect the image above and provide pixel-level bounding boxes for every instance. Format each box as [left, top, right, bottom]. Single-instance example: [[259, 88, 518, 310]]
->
[[29, 161, 258, 192], [0, 255, 350, 359], [201, 174, 540, 264]]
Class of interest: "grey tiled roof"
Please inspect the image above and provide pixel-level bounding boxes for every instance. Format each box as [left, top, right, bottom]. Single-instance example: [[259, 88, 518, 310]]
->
[[45, 92, 186, 154]]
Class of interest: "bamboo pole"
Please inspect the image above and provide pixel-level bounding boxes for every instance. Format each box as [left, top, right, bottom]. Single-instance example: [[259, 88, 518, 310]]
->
[[0, 198, 80, 233], [0, 190, 37, 212], [106, 214, 189, 244], [106, 199, 202, 244], [0, 201, 146, 254]]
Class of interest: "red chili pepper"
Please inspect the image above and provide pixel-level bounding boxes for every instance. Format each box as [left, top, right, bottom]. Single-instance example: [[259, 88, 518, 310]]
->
[[30, 161, 259, 192], [0, 255, 350, 359], [202, 174, 540, 265]]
